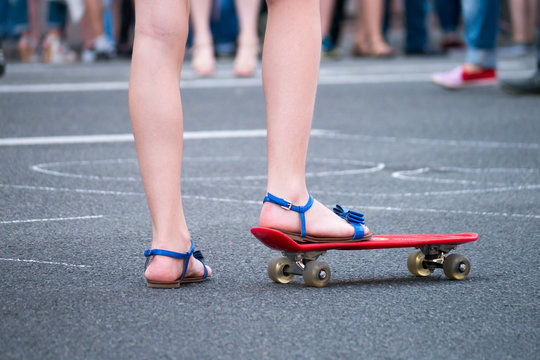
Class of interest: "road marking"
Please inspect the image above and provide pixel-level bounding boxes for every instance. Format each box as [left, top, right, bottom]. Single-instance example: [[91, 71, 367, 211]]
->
[[392, 167, 539, 186], [0, 81, 128, 93], [0, 69, 532, 93], [357, 205, 540, 220], [181, 195, 540, 220], [0, 215, 104, 225], [0, 129, 332, 146], [0, 257, 91, 268], [3, 181, 540, 199], [1, 128, 538, 151], [315, 184, 540, 197], [2, 183, 537, 219], [322, 133, 540, 150], [0, 183, 144, 196], [29, 157, 384, 182]]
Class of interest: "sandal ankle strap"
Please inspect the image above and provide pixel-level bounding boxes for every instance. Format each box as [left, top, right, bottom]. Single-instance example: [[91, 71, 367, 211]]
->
[[263, 192, 314, 238], [144, 239, 195, 282]]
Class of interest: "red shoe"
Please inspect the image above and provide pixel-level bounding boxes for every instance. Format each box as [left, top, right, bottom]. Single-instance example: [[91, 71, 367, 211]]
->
[[431, 66, 497, 89]]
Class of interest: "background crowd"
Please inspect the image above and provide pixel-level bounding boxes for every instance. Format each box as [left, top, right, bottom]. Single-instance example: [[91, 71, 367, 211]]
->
[[0, 0, 538, 92]]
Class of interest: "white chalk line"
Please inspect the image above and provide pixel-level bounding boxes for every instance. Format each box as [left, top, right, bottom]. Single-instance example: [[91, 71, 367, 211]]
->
[[0, 215, 104, 225], [181, 195, 540, 220], [0, 128, 333, 146], [318, 132, 540, 151], [212, 182, 540, 198], [313, 184, 540, 198], [0, 257, 91, 268], [26, 158, 540, 196], [177, 194, 540, 219], [29, 157, 385, 182], [392, 167, 540, 186], [0, 183, 144, 196], [359, 205, 540, 220], [2, 181, 540, 199], [1, 183, 538, 219]]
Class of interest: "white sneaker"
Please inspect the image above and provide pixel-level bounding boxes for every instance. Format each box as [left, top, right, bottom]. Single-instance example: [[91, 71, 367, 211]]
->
[[81, 49, 97, 63], [43, 34, 77, 64], [94, 35, 116, 60]]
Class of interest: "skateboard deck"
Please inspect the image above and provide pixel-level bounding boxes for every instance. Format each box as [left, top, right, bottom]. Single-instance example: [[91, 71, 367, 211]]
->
[[251, 227, 478, 287]]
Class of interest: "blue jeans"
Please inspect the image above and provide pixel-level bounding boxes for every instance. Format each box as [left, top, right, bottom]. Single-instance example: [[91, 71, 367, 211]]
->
[[434, 0, 461, 33], [462, 0, 499, 68], [0, 0, 29, 37], [47, 0, 67, 30], [403, 0, 428, 52], [537, 11, 540, 68]]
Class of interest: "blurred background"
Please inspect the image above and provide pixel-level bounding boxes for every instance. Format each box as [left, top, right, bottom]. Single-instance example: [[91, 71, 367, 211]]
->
[[0, 0, 537, 69]]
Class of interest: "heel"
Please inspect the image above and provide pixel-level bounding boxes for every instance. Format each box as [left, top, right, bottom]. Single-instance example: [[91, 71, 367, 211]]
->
[[144, 240, 210, 288]]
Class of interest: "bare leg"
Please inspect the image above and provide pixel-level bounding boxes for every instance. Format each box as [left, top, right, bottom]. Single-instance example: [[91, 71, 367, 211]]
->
[[84, 0, 105, 42], [189, 0, 215, 75], [235, 0, 260, 44], [81, 15, 94, 50], [233, 0, 261, 76], [28, 0, 40, 39], [320, 0, 335, 37], [259, 0, 369, 238], [509, 0, 528, 44], [354, 0, 368, 52], [129, 0, 210, 283], [360, 0, 392, 55], [525, 0, 537, 43], [19, 0, 40, 62]]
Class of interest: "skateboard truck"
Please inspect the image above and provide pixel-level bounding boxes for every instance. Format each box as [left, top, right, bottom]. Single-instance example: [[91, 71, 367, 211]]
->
[[409, 244, 471, 280], [279, 251, 326, 276], [266, 251, 332, 287]]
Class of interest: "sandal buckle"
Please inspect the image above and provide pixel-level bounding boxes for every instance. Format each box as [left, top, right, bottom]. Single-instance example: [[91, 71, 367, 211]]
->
[[280, 201, 293, 211]]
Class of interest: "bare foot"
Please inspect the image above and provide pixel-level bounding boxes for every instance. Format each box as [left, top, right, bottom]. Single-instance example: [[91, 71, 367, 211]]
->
[[192, 43, 216, 76], [145, 241, 212, 283], [18, 35, 36, 63], [368, 41, 394, 58], [352, 41, 370, 57], [233, 43, 258, 77], [259, 196, 370, 240]]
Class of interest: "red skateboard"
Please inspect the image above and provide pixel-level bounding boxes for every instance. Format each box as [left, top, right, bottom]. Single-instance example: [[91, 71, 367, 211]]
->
[[251, 227, 479, 287]]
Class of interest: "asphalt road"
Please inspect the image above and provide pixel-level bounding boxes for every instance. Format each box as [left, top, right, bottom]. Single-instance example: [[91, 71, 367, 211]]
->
[[1, 53, 539, 359]]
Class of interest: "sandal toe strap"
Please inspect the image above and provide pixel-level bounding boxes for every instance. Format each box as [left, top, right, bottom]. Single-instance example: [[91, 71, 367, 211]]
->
[[193, 250, 209, 279], [333, 205, 367, 240]]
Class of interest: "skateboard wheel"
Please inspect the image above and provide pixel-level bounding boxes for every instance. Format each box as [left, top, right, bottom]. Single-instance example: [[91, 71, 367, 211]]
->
[[443, 254, 470, 280], [407, 250, 431, 277], [303, 261, 331, 288], [267, 257, 294, 284]]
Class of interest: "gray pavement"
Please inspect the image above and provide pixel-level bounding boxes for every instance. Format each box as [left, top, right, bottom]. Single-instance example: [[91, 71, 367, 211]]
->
[[0, 54, 539, 359]]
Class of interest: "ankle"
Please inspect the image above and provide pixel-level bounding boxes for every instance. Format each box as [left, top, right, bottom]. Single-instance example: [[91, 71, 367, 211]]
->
[[266, 185, 309, 206], [463, 63, 491, 73], [151, 228, 191, 252], [237, 34, 259, 46]]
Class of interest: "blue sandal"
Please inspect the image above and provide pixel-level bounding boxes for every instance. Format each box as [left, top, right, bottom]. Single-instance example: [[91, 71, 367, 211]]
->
[[263, 192, 371, 243], [144, 239, 210, 288]]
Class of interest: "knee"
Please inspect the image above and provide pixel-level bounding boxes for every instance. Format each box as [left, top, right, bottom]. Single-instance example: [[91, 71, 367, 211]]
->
[[135, 11, 188, 46]]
